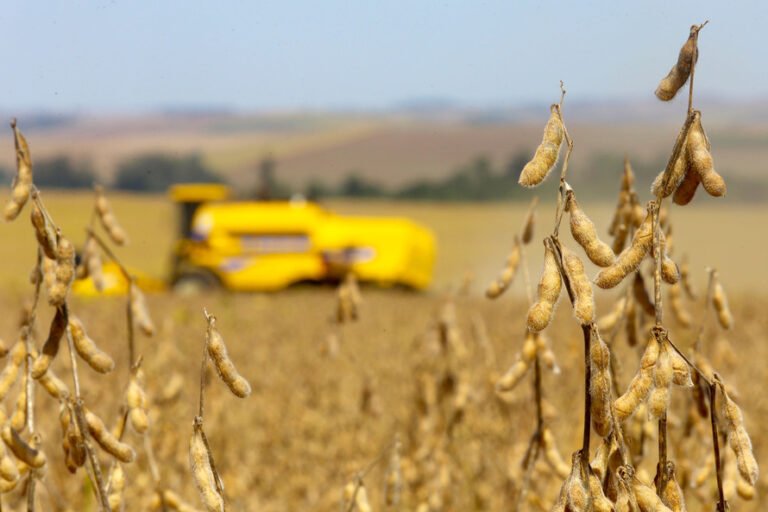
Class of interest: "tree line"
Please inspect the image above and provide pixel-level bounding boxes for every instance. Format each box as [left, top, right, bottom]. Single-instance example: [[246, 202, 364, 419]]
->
[[3, 150, 764, 202], [0, 154, 221, 192]]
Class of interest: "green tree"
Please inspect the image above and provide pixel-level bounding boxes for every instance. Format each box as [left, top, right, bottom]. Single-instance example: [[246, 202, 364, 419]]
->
[[114, 154, 221, 192], [338, 173, 384, 198], [34, 156, 96, 189]]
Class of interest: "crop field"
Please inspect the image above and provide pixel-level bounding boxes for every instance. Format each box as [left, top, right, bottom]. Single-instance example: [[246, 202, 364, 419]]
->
[[0, 188, 765, 511]]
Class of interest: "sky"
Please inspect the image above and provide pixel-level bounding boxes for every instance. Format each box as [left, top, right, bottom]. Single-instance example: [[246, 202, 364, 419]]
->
[[1, 1, 766, 113]]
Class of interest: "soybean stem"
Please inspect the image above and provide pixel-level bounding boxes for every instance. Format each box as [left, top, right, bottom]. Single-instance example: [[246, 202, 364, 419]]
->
[[709, 382, 727, 511]]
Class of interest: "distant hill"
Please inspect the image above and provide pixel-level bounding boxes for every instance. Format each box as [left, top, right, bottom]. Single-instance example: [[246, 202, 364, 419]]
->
[[1, 99, 766, 199]]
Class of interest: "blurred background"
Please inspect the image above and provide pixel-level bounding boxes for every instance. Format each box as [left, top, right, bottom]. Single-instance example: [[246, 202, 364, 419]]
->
[[1, 1, 767, 291]]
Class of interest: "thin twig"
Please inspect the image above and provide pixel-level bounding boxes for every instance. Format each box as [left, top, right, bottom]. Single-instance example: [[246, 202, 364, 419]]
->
[[126, 283, 138, 372], [23, 250, 45, 511], [709, 380, 727, 511], [687, 21, 709, 114], [343, 438, 396, 512], [514, 430, 540, 512], [85, 228, 132, 281], [694, 268, 716, 352]]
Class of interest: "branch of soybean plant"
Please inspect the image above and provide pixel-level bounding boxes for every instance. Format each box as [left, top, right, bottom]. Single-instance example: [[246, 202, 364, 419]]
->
[[648, 56, 704, 491], [709, 379, 727, 512], [199, 308, 214, 420], [550, 81, 573, 237], [687, 21, 709, 114], [552, 123, 574, 236], [22, 249, 45, 510], [63, 311, 110, 511]]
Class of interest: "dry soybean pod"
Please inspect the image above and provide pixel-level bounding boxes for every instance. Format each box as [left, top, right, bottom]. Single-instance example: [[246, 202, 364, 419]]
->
[[1, 425, 45, 469], [521, 197, 538, 244], [518, 104, 564, 188], [565, 452, 588, 511], [85, 409, 136, 463], [537, 333, 561, 374], [711, 273, 733, 329], [9, 374, 27, 432], [37, 367, 70, 401], [79, 235, 105, 292], [126, 369, 149, 434], [527, 240, 562, 332], [0, 440, 19, 484], [107, 463, 125, 512], [155, 489, 200, 512], [597, 296, 627, 333], [95, 185, 128, 245], [655, 25, 699, 101], [649, 342, 673, 419], [679, 255, 696, 299], [612, 222, 629, 254], [561, 245, 594, 325], [541, 427, 570, 479], [61, 406, 86, 473], [49, 233, 75, 306], [634, 480, 674, 512], [595, 205, 654, 289], [614, 338, 659, 421], [736, 477, 755, 500], [485, 237, 521, 299], [130, 283, 156, 336], [566, 190, 615, 267], [687, 111, 726, 197], [0, 341, 25, 401], [720, 384, 759, 485], [608, 191, 630, 238], [659, 229, 680, 285], [189, 422, 224, 512], [661, 464, 686, 512], [495, 358, 529, 393], [206, 315, 251, 398], [672, 166, 701, 206], [669, 347, 693, 388], [30, 201, 57, 260], [69, 316, 115, 373], [31, 306, 67, 379], [3, 120, 33, 222], [589, 327, 613, 437], [588, 471, 614, 512]]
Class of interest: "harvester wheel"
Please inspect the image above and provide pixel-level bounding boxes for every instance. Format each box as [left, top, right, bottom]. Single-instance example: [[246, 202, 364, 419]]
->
[[172, 271, 220, 295]]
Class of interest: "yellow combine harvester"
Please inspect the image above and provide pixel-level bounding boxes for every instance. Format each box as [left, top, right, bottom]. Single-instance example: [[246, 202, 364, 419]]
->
[[166, 184, 435, 292]]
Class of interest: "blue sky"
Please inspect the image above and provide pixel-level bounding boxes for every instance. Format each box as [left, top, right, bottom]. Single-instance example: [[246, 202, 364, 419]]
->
[[1, 1, 765, 112]]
